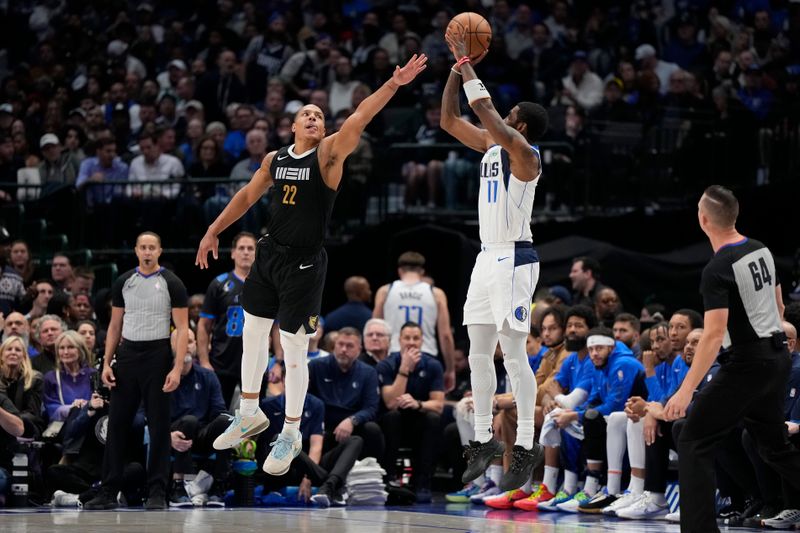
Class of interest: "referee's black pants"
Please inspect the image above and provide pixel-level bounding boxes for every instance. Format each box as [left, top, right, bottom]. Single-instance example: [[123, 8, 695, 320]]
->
[[678, 351, 800, 533], [102, 339, 173, 497]]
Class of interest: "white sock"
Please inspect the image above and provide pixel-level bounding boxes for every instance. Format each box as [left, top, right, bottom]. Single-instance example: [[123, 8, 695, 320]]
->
[[241, 311, 273, 397], [628, 475, 645, 495], [608, 470, 622, 495], [239, 398, 259, 417], [487, 464, 503, 485], [499, 328, 537, 450], [626, 418, 646, 470], [467, 325, 499, 444], [649, 491, 667, 505], [280, 327, 310, 419], [283, 418, 300, 439], [543, 465, 559, 493], [584, 473, 600, 496], [473, 474, 485, 487], [521, 478, 532, 493], [564, 470, 578, 494]]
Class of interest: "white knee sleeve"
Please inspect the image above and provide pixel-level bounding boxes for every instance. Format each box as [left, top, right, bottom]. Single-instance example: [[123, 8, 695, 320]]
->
[[606, 411, 628, 473], [280, 327, 310, 419], [626, 418, 646, 470], [499, 327, 537, 449], [467, 324, 498, 443], [241, 311, 274, 394]]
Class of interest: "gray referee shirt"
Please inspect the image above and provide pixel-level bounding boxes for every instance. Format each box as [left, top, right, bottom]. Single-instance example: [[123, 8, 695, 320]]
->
[[112, 267, 188, 341]]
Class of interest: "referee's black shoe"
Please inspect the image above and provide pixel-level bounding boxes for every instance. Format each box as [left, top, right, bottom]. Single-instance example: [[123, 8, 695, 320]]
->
[[145, 487, 167, 510], [83, 488, 118, 510], [461, 439, 505, 484], [499, 443, 545, 492]]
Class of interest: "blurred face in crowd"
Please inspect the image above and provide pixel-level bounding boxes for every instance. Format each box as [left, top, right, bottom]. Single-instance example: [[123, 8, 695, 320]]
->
[[649, 325, 672, 362], [1, 338, 26, 372], [42, 141, 61, 163], [77, 322, 96, 353], [4, 312, 29, 339], [86, 107, 104, 129], [64, 128, 81, 150], [737, 50, 754, 71], [139, 104, 157, 125], [235, 106, 254, 131], [97, 142, 117, 167], [39, 319, 63, 350], [35, 281, 54, 307], [188, 295, 203, 324], [589, 343, 613, 368], [253, 119, 270, 136], [526, 331, 542, 356], [613, 319, 639, 348], [232, 235, 256, 272], [265, 91, 285, 113], [669, 71, 687, 95], [683, 328, 703, 365], [310, 90, 329, 114], [159, 129, 176, 152], [391, 14, 407, 34], [604, 81, 622, 103], [596, 288, 621, 320], [245, 130, 267, 158], [71, 294, 93, 321], [72, 275, 93, 296], [372, 49, 389, 71], [0, 137, 12, 161], [139, 136, 161, 164], [57, 336, 82, 370], [541, 313, 564, 347], [351, 84, 371, 108], [333, 333, 362, 371], [176, 77, 194, 100], [364, 322, 390, 356], [187, 119, 204, 141], [208, 127, 226, 146], [199, 138, 217, 164], [570, 58, 588, 78], [218, 51, 237, 74], [785, 322, 797, 353], [52, 255, 72, 283], [669, 313, 694, 354], [569, 260, 592, 292], [110, 83, 126, 103], [714, 51, 733, 77], [399, 325, 423, 353], [10, 242, 30, 269]]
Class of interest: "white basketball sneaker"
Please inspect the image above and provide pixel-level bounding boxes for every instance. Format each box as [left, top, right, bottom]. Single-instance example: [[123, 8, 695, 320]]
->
[[263, 431, 302, 476], [212, 409, 269, 450]]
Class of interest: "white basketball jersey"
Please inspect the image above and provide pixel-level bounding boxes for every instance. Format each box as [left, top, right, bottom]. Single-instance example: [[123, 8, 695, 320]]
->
[[383, 280, 439, 355], [478, 144, 541, 244]]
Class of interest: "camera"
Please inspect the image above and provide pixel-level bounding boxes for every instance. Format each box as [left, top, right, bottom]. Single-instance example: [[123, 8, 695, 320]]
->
[[92, 361, 111, 402]]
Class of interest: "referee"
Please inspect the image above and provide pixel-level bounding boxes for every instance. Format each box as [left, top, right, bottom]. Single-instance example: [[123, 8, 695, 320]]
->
[[84, 232, 189, 510], [665, 186, 800, 532]]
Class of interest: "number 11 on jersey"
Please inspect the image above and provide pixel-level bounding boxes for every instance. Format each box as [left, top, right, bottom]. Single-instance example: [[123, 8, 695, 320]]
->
[[487, 180, 499, 203]]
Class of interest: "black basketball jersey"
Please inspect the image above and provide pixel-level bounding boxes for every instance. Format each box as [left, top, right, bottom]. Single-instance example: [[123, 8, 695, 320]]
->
[[200, 271, 245, 376], [700, 237, 783, 351], [267, 144, 338, 250]]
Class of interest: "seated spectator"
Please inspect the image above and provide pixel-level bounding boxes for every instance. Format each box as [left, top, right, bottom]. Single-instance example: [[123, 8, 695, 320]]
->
[[179, 118, 205, 167], [0, 253, 24, 317], [559, 51, 604, 111], [359, 318, 391, 367], [9, 240, 35, 287], [613, 313, 642, 359], [75, 137, 129, 207], [38, 134, 76, 189], [635, 44, 679, 95], [128, 132, 184, 199], [259, 361, 362, 508], [30, 315, 65, 374], [377, 322, 444, 503], [329, 57, 360, 116], [188, 135, 230, 183], [71, 267, 95, 298], [402, 98, 450, 208], [51, 253, 74, 293], [229, 129, 267, 183], [3, 313, 30, 346], [168, 329, 229, 508], [324, 276, 372, 333], [594, 287, 622, 328], [308, 327, 383, 461], [0, 336, 44, 440], [43, 331, 96, 422], [76, 320, 99, 359], [224, 105, 255, 162]]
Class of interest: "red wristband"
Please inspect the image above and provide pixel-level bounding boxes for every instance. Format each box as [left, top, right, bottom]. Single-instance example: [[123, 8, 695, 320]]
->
[[456, 56, 471, 67]]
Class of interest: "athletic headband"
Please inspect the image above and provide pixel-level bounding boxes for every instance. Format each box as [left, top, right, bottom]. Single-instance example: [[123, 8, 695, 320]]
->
[[587, 335, 615, 348]]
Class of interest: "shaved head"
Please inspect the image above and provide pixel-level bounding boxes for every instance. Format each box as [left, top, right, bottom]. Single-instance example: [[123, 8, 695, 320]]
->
[[700, 185, 738, 229]]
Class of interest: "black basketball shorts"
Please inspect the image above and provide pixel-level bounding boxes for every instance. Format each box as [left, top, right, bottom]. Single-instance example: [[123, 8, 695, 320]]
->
[[241, 236, 327, 334]]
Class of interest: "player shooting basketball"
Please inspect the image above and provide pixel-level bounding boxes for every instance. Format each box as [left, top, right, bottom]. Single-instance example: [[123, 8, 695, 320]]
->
[[441, 17, 549, 492]]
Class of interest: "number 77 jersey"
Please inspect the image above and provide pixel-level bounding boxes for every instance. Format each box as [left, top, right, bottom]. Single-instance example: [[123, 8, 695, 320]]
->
[[478, 144, 541, 244]]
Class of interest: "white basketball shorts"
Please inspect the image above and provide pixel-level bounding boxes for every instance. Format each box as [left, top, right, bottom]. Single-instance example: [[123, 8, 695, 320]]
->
[[463, 241, 540, 333]]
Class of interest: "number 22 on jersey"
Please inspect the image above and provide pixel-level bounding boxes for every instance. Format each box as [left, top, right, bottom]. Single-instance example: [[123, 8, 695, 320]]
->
[[282, 184, 297, 205]]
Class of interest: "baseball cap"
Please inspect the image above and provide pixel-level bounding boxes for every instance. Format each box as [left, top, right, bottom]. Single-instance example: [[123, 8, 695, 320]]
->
[[635, 44, 657, 61], [39, 133, 60, 148], [68, 107, 87, 118], [0, 103, 12, 114], [107, 40, 128, 57], [573, 50, 588, 61], [168, 59, 187, 71], [548, 285, 572, 305]]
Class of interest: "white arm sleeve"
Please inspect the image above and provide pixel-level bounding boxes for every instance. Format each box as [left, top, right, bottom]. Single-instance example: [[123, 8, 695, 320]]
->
[[555, 388, 589, 409]]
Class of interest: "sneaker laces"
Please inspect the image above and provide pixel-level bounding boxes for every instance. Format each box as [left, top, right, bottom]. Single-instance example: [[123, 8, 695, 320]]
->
[[462, 441, 481, 463], [508, 447, 535, 474], [269, 433, 296, 460], [221, 411, 242, 434]]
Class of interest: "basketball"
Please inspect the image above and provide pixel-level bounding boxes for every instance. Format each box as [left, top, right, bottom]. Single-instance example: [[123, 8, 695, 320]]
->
[[446, 12, 492, 61]]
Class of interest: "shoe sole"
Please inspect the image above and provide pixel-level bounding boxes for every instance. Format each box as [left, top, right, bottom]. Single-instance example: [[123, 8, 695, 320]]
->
[[213, 419, 270, 450], [577, 507, 606, 514], [462, 441, 505, 484], [169, 502, 194, 508], [311, 494, 330, 508], [445, 496, 471, 503], [263, 448, 301, 476]]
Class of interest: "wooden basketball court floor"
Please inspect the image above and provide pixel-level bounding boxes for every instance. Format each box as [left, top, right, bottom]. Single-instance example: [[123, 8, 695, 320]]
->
[[0, 503, 768, 532]]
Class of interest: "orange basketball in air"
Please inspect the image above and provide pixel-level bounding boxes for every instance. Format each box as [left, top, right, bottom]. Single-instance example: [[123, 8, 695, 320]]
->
[[446, 12, 492, 61]]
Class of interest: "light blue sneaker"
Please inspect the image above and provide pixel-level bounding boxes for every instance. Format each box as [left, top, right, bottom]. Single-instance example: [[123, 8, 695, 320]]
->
[[263, 432, 302, 476], [213, 409, 269, 450], [446, 483, 481, 503]]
